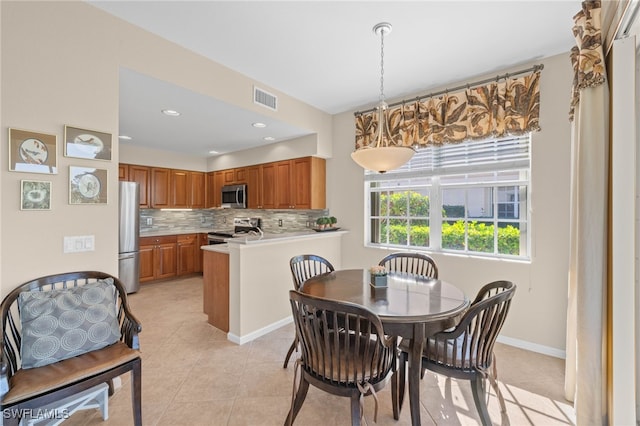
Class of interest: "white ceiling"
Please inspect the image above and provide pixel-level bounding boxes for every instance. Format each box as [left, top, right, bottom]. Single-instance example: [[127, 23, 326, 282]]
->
[[89, 0, 581, 157]]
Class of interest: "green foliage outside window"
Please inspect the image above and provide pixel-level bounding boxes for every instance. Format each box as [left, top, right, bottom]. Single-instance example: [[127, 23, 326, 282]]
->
[[378, 191, 520, 255]]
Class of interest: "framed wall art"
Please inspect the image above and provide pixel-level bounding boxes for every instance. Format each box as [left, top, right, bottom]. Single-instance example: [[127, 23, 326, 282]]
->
[[20, 180, 52, 210], [64, 125, 112, 161], [9, 128, 58, 174], [69, 166, 108, 204]]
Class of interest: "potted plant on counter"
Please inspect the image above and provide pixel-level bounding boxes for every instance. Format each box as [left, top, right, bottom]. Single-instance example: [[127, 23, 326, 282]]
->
[[316, 217, 329, 230], [329, 216, 337, 227]]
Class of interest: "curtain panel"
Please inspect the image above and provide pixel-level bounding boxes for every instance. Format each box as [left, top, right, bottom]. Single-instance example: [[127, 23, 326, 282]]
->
[[565, 1, 609, 424], [354, 71, 541, 149]]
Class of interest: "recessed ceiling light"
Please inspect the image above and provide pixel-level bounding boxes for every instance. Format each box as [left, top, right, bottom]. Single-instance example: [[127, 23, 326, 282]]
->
[[263, 136, 275, 141], [118, 135, 132, 140], [252, 122, 267, 128], [161, 109, 181, 116], [208, 150, 219, 155]]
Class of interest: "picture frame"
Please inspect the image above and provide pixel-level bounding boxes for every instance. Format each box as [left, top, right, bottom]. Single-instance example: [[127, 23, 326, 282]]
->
[[69, 166, 108, 204], [20, 180, 52, 210], [9, 128, 58, 174], [64, 125, 112, 161]]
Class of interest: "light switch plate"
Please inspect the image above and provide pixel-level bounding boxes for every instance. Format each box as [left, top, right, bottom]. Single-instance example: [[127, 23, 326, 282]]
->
[[64, 235, 95, 253]]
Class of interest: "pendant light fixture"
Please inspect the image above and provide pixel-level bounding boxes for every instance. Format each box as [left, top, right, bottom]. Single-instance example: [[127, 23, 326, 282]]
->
[[351, 22, 415, 173]]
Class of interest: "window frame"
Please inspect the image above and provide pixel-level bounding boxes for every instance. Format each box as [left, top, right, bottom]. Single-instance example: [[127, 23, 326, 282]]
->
[[363, 135, 532, 260]]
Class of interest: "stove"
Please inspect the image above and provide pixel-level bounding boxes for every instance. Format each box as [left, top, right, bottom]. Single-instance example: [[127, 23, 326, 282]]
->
[[208, 217, 262, 244]]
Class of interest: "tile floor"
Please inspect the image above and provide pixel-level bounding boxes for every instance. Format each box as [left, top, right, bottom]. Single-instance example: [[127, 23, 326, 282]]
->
[[65, 276, 575, 426]]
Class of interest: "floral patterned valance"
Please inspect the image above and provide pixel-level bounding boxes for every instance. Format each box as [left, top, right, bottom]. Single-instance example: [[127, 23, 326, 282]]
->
[[569, 0, 606, 121], [355, 70, 541, 149]]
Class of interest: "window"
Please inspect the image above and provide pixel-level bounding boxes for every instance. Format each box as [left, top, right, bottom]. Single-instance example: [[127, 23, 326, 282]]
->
[[365, 135, 530, 259]]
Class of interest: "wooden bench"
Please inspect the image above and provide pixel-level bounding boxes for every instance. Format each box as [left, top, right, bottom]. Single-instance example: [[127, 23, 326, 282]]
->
[[0, 271, 142, 426]]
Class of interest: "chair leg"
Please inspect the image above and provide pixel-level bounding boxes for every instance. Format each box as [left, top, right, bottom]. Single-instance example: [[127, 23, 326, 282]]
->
[[391, 368, 399, 420], [283, 338, 297, 368], [349, 394, 362, 426], [131, 358, 142, 426], [398, 351, 407, 414], [471, 376, 491, 426], [285, 375, 309, 425]]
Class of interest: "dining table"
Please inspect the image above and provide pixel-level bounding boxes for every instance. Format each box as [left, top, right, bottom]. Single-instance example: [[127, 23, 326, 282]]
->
[[301, 269, 470, 426]]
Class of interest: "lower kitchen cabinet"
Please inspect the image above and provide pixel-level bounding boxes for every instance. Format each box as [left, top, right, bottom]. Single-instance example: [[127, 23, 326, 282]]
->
[[203, 250, 229, 332], [139, 235, 177, 283], [196, 233, 208, 273], [177, 234, 197, 275]]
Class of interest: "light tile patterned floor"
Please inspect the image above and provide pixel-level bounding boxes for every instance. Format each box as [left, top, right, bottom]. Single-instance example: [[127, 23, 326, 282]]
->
[[65, 276, 575, 425]]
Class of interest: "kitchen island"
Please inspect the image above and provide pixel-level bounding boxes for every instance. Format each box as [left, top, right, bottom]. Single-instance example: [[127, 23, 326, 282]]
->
[[201, 230, 346, 344]]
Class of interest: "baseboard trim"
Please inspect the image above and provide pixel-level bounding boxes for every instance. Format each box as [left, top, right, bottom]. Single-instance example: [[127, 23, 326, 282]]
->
[[227, 316, 293, 345], [498, 335, 566, 359]]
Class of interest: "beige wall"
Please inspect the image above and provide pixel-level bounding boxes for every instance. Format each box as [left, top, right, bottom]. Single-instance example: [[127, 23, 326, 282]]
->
[[2, 1, 573, 354], [0, 1, 332, 295], [327, 53, 573, 354]]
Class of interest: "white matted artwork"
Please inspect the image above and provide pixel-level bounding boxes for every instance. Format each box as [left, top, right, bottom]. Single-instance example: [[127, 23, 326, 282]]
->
[[9, 128, 58, 174], [64, 125, 112, 161], [20, 180, 52, 210], [69, 166, 108, 204]]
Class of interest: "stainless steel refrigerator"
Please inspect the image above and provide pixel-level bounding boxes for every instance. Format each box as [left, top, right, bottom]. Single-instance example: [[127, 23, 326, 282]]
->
[[118, 181, 140, 293]]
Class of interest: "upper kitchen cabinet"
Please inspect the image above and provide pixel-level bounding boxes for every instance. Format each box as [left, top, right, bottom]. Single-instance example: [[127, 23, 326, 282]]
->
[[171, 169, 205, 209], [247, 164, 276, 209], [119, 164, 151, 207], [275, 157, 325, 209], [223, 167, 247, 185], [151, 167, 171, 208], [206, 171, 225, 208]]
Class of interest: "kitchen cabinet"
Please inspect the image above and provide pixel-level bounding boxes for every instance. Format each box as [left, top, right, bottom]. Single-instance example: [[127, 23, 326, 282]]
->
[[118, 164, 128, 181], [177, 234, 197, 275], [206, 171, 224, 208], [150, 167, 171, 208], [139, 235, 177, 283], [274, 157, 325, 209], [195, 233, 208, 273], [171, 170, 205, 208], [223, 167, 247, 185], [119, 164, 151, 207], [247, 164, 276, 209], [203, 250, 229, 332]]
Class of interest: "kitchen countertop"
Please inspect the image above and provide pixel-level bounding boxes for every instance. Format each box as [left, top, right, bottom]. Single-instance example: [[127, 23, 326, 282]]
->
[[221, 229, 347, 246], [201, 243, 229, 254]]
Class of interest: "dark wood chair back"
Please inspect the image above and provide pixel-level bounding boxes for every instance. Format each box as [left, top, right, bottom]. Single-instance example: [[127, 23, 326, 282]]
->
[[0, 271, 142, 426], [286, 290, 396, 425], [289, 255, 335, 290], [378, 252, 438, 279], [397, 280, 515, 425]]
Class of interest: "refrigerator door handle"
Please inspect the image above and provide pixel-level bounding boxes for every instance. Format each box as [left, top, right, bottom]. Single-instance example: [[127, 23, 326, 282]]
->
[[118, 252, 136, 260]]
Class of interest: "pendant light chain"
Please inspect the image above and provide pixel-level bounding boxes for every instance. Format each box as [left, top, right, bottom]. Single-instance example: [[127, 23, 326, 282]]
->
[[379, 28, 385, 104]]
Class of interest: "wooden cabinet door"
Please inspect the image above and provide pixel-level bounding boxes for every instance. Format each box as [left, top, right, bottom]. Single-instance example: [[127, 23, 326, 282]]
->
[[195, 233, 208, 273], [156, 242, 177, 279], [223, 169, 235, 184], [177, 234, 196, 275], [291, 157, 312, 209], [171, 170, 189, 208], [139, 243, 155, 283], [206, 172, 216, 208], [261, 163, 277, 209], [213, 171, 224, 207], [246, 166, 261, 208], [235, 167, 247, 183], [275, 160, 293, 209], [128, 165, 150, 208], [119, 164, 128, 181], [151, 168, 171, 208], [190, 171, 206, 208]]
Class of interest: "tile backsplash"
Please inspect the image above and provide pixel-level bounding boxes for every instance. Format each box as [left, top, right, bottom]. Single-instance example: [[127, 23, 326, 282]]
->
[[140, 208, 331, 234]]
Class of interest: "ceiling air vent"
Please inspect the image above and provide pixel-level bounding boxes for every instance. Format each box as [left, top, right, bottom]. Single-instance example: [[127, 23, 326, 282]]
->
[[253, 86, 278, 111]]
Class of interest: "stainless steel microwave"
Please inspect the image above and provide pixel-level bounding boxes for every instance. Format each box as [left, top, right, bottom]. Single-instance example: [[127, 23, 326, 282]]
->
[[221, 184, 247, 208]]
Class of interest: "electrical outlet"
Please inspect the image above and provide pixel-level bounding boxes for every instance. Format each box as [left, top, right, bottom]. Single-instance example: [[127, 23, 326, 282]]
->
[[278, 219, 283, 227], [306, 221, 311, 228], [146, 217, 152, 225]]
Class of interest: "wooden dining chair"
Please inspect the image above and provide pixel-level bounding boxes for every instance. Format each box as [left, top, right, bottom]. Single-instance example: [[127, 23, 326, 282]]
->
[[396, 280, 516, 426], [283, 255, 335, 368], [378, 252, 438, 279], [285, 290, 397, 426]]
